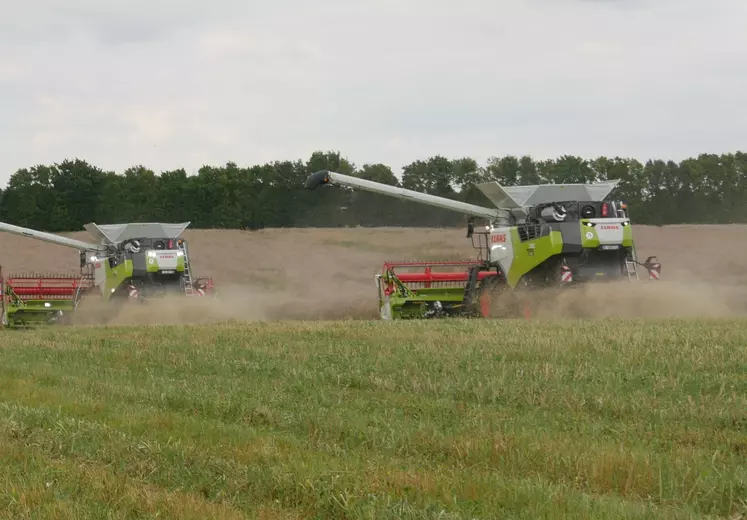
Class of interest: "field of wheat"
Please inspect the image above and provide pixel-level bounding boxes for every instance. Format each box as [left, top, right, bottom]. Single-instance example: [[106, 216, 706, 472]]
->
[[1, 225, 747, 518]]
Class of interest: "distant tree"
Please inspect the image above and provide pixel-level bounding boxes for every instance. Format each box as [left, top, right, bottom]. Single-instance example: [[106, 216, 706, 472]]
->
[[0, 150, 745, 231]]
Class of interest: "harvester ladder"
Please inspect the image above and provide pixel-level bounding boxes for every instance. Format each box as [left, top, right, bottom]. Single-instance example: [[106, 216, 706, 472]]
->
[[73, 274, 93, 311], [625, 260, 639, 280], [178, 240, 194, 295], [625, 245, 639, 280]]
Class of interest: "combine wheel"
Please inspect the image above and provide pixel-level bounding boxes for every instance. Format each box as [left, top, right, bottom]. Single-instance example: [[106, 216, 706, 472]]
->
[[98, 297, 128, 325], [476, 277, 521, 319], [53, 310, 73, 326], [478, 275, 540, 320], [68, 289, 130, 326]]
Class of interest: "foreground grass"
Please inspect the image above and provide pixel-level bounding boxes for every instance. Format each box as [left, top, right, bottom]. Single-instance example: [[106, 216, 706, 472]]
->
[[0, 319, 746, 519]]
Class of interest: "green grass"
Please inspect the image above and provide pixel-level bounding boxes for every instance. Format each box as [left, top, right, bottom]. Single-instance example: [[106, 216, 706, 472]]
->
[[0, 318, 746, 519]]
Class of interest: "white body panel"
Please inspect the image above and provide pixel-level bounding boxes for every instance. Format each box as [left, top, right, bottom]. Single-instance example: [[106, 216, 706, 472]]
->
[[92, 257, 108, 296], [148, 250, 180, 270], [588, 218, 628, 245], [488, 226, 515, 273]]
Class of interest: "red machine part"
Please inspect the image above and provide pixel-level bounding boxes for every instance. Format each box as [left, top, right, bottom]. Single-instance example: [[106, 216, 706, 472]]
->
[[642, 256, 661, 280], [394, 270, 498, 283], [382, 261, 498, 283], [192, 276, 215, 296], [3, 273, 94, 300], [380, 260, 498, 298]]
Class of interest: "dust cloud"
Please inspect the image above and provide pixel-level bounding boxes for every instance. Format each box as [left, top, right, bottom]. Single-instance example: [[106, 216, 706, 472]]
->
[[512, 280, 747, 320], [1, 224, 747, 325]]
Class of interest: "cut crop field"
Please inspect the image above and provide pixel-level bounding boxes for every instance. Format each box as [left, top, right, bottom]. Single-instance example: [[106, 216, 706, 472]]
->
[[1, 319, 746, 519], [5, 224, 747, 323]]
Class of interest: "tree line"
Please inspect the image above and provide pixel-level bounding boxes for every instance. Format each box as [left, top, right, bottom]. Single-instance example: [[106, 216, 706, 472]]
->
[[0, 150, 744, 233]]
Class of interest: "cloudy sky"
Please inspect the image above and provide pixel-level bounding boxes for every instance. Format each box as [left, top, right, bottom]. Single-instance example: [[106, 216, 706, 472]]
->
[[1, 0, 745, 186]]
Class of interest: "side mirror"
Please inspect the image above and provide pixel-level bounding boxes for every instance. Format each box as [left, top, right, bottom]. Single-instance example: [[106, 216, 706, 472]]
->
[[466, 219, 474, 238], [80, 251, 86, 267]]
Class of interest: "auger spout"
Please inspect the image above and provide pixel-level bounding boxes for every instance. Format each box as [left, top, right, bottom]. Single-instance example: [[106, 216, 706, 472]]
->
[[0, 221, 105, 251], [305, 170, 501, 220]]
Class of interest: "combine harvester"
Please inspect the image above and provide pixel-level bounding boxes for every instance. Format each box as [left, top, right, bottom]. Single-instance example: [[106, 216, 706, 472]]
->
[[305, 170, 662, 319], [0, 221, 215, 328]]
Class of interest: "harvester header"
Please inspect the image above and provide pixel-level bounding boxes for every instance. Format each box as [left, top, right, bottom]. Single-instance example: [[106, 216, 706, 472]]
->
[[305, 169, 661, 320]]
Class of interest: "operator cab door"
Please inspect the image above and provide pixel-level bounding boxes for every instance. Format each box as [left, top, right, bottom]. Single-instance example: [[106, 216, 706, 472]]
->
[[130, 238, 150, 275]]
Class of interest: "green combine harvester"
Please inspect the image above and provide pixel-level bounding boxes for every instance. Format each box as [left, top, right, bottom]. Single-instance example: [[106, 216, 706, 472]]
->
[[305, 170, 662, 319], [0, 221, 215, 328]]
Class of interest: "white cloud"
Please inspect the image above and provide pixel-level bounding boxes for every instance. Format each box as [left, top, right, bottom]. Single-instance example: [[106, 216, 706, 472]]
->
[[0, 0, 745, 186]]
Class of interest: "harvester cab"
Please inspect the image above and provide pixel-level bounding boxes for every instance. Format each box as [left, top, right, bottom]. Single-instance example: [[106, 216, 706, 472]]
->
[[0, 220, 215, 327], [305, 169, 662, 319]]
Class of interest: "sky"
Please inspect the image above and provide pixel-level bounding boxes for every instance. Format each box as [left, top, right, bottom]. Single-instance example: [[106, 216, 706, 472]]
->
[[1, 0, 746, 187]]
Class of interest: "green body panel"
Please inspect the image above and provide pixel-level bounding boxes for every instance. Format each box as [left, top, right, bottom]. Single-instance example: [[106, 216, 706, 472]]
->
[[383, 287, 467, 319], [580, 221, 600, 248], [622, 222, 633, 247], [5, 299, 75, 326], [505, 229, 564, 288], [103, 258, 133, 301]]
